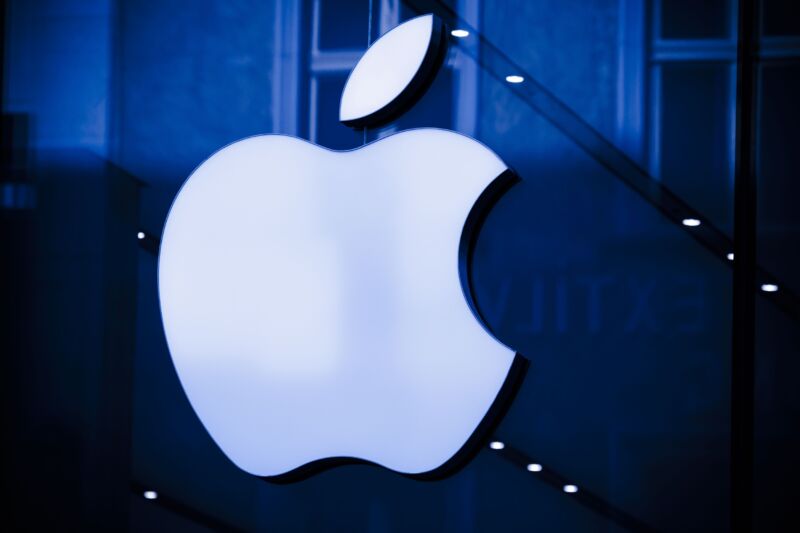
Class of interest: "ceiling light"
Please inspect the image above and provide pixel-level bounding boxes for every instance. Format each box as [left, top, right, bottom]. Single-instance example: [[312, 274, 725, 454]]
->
[[761, 283, 778, 292], [526, 463, 542, 472], [727, 253, 734, 261], [450, 29, 469, 38], [143, 490, 158, 500], [489, 441, 505, 450], [505, 75, 524, 84], [137, 231, 146, 240], [682, 218, 701, 227], [563, 484, 578, 493]]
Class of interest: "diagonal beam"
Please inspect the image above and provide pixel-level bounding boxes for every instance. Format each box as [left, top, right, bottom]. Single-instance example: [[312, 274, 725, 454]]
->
[[130, 481, 245, 532], [404, 0, 800, 324]]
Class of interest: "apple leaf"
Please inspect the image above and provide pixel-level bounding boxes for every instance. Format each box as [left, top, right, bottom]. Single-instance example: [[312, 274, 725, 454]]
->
[[339, 14, 446, 129]]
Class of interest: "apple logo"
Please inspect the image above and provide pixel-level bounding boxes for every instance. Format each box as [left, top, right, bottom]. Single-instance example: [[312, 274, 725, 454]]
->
[[158, 14, 527, 481]]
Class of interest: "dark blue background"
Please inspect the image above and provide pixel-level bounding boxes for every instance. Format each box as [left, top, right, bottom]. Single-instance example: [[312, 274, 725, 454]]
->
[[2, 0, 798, 531]]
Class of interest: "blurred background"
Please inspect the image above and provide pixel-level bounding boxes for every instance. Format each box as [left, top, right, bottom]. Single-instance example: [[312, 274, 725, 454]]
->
[[1, 0, 798, 531]]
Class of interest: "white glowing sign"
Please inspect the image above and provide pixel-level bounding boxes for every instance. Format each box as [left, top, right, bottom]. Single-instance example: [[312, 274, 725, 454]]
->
[[158, 14, 523, 480]]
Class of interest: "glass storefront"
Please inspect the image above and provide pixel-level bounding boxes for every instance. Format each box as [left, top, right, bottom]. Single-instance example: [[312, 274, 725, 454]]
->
[[2, 1, 798, 531]]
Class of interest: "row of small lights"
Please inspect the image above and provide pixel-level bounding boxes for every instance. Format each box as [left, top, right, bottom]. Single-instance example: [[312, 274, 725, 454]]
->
[[450, 29, 525, 85], [144, 444, 572, 500], [489, 441, 579, 494], [680, 219, 779, 293]]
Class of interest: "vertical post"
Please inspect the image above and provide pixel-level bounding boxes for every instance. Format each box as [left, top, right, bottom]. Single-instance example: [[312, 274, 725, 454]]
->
[[731, 0, 759, 531]]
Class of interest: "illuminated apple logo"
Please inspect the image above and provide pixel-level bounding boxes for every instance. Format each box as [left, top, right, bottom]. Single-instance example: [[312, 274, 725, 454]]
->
[[158, 14, 526, 481]]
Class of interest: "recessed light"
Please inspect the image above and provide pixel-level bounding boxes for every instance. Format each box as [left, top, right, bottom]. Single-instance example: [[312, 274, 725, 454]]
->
[[489, 441, 505, 450], [761, 283, 778, 292], [505, 75, 524, 84], [563, 484, 578, 493], [526, 463, 542, 472], [137, 231, 146, 240], [682, 218, 701, 227], [451, 29, 469, 38], [143, 490, 158, 500], [727, 253, 734, 261]]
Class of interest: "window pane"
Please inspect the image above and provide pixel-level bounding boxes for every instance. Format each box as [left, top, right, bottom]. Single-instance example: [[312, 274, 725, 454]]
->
[[318, 0, 370, 50], [659, 0, 730, 39]]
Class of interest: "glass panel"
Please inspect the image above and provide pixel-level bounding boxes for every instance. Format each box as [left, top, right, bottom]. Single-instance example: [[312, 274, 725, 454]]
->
[[756, 64, 800, 295], [754, 62, 800, 530], [762, 0, 800, 37], [480, 0, 620, 142], [660, 63, 733, 234], [471, 62, 732, 533], [754, 300, 800, 531], [396, 65, 454, 129], [318, 0, 370, 50], [4, 0, 770, 530], [659, 0, 730, 40]]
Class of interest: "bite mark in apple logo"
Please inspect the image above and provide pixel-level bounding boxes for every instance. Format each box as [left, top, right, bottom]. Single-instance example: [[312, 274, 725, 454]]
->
[[158, 14, 528, 482]]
